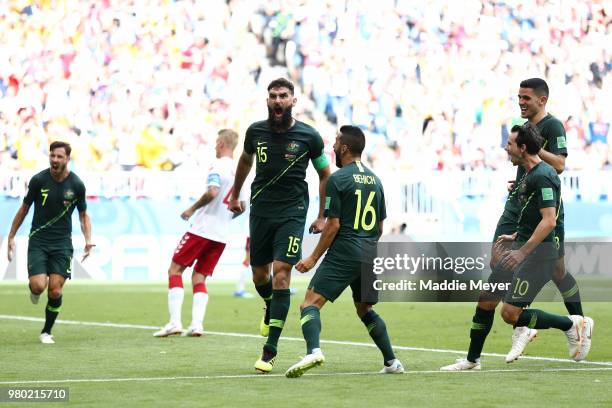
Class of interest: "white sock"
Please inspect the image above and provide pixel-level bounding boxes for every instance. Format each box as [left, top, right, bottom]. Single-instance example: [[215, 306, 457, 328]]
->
[[236, 266, 249, 293], [191, 292, 209, 328], [311, 348, 322, 355], [168, 287, 184, 326]]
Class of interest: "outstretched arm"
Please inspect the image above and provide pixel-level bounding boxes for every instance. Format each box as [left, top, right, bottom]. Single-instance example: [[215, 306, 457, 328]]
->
[[229, 151, 254, 214], [79, 210, 95, 262], [309, 165, 331, 233], [7, 203, 31, 261], [296, 217, 340, 272], [181, 186, 220, 220]]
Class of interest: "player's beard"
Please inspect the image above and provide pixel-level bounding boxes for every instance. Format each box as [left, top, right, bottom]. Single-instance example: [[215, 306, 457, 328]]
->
[[334, 149, 343, 168], [267, 105, 293, 133], [50, 162, 66, 175]]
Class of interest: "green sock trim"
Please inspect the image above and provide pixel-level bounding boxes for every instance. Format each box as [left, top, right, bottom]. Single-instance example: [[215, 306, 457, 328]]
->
[[269, 319, 284, 329], [255, 277, 273, 301], [266, 289, 291, 348], [467, 307, 495, 362], [301, 314, 314, 326], [517, 309, 572, 331], [361, 310, 395, 362], [555, 272, 583, 316], [561, 285, 579, 299], [527, 313, 537, 329], [471, 322, 487, 330], [300, 306, 321, 354], [47, 296, 62, 313], [43, 296, 62, 335]]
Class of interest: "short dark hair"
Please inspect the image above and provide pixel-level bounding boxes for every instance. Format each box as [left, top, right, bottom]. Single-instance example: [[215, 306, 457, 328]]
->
[[49, 141, 71, 156], [519, 78, 549, 97], [267, 78, 294, 94], [339, 125, 366, 155], [511, 124, 543, 154]]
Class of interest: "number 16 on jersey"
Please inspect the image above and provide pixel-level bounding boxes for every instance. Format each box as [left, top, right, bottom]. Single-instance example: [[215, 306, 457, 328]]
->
[[353, 190, 376, 231]]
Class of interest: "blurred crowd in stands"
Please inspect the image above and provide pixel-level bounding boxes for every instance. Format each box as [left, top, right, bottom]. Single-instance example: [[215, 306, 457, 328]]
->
[[0, 0, 610, 174]]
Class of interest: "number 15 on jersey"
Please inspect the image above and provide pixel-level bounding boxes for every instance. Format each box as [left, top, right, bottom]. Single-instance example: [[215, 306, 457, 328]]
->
[[257, 145, 267, 163]]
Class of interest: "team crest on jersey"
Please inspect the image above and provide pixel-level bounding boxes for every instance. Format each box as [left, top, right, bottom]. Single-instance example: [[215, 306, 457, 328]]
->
[[286, 141, 300, 153], [63, 189, 75, 207], [285, 141, 302, 161]]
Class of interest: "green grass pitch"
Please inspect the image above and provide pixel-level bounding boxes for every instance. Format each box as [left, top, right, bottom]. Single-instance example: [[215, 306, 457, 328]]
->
[[1, 280, 611, 407]]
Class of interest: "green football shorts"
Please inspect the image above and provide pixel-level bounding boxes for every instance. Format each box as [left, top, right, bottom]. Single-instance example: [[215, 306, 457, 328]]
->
[[308, 258, 377, 304], [28, 243, 73, 279], [249, 215, 306, 266], [504, 255, 556, 308]]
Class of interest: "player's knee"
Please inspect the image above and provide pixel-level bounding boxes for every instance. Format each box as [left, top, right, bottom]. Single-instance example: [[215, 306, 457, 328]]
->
[[500, 307, 519, 325], [252, 273, 270, 286], [272, 273, 290, 289], [251, 266, 270, 285], [48, 286, 62, 299], [30, 282, 45, 295], [477, 291, 499, 310], [191, 270, 206, 284], [168, 262, 184, 276], [271, 263, 291, 289], [551, 259, 565, 284], [301, 290, 325, 311], [251, 274, 266, 286], [355, 303, 372, 319], [300, 300, 313, 312]]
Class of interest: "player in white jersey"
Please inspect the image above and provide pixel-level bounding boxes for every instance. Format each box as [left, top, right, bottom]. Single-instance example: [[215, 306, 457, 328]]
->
[[154, 129, 246, 337]]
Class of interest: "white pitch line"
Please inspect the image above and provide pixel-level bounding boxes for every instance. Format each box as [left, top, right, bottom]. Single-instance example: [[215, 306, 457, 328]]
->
[[0, 315, 159, 330], [2, 314, 611, 367], [1, 367, 612, 386]]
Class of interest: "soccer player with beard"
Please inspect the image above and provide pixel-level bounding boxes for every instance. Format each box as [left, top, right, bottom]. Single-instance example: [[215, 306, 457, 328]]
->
[[285, 126, 404, 378], [442, 78, 585, 371], [7, 141, 93, 344], [229, 78, 330, 373]]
